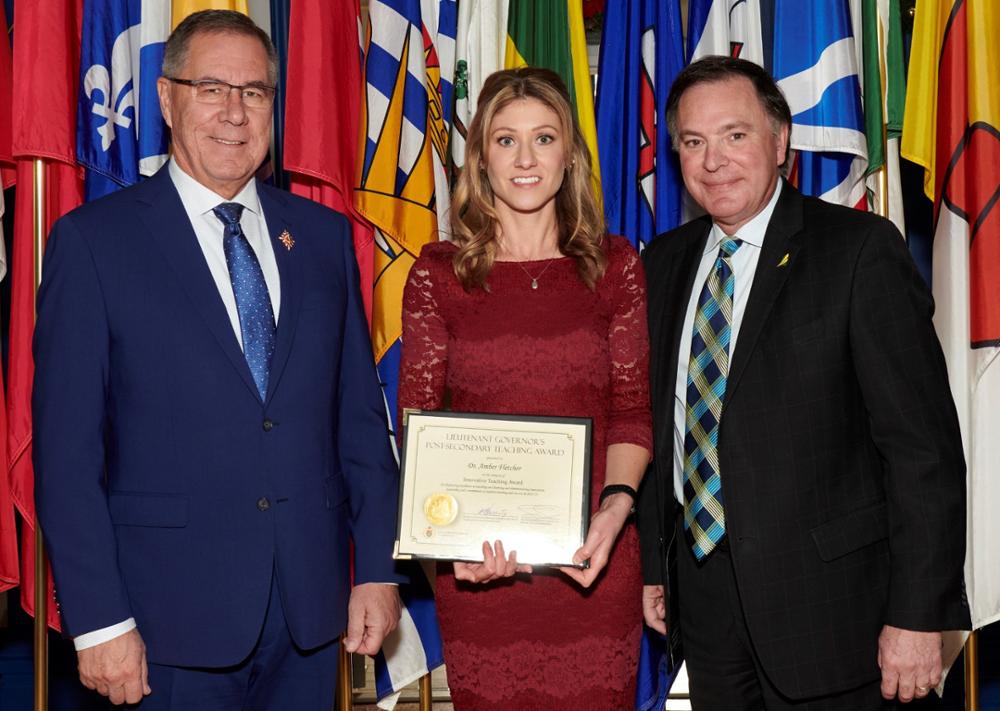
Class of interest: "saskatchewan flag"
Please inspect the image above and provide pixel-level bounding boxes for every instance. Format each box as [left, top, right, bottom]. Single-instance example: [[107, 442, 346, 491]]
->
[[505, 0, 601, 189]]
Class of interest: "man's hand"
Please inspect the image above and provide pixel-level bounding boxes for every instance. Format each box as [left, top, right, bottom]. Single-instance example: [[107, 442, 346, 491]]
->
[[878, 625, 942, 703], [77, 628, 150, 706], [643, 584, 667, 635], [343, 583, 402, 656]]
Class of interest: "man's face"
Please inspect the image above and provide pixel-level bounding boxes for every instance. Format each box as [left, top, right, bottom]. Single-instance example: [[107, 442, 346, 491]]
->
[[157, 32, 272, 199], [675, 76, 789, 235]]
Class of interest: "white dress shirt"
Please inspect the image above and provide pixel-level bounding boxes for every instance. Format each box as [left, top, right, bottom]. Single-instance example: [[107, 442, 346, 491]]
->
[[672, 180, 783, 502], [169, 159, 281, 338], [74, 161, 281, 651]]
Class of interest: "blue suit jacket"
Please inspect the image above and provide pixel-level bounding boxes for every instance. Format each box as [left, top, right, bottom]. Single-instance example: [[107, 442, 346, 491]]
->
[[33, 167, 403, 667]]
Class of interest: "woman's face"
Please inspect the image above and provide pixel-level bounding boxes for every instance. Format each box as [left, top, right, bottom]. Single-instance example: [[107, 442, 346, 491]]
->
[[483, 97, 568, 220]]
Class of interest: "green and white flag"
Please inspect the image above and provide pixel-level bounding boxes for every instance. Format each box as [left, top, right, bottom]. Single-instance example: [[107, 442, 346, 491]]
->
[[859, 0, 906, 234], [452, 0, 510, 170]]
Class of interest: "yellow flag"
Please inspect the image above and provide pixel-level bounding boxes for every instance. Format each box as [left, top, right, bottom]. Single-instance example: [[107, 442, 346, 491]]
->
[[901, 0, 999, 201], [172, 0, 249, 29]]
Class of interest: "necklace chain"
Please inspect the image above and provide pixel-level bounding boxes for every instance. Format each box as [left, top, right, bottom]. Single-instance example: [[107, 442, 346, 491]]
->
[[515, 260, 555, 290]]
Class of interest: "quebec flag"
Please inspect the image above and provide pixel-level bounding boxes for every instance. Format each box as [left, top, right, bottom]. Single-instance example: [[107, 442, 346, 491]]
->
[[77, 0, 170, 200]]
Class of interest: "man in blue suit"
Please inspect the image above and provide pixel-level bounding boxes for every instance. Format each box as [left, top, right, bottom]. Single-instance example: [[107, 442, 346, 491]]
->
[[33, 11, 402, 709]]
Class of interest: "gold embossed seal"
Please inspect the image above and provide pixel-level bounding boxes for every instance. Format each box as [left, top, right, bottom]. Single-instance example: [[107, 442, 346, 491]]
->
[[423, 493, 459, 526]]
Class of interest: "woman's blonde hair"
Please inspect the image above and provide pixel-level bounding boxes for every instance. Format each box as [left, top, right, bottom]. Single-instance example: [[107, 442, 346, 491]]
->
[[451, 67, 607, 290]]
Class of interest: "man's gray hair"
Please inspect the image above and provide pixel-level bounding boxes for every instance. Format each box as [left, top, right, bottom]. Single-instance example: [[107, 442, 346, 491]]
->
[[162, 10, 278, 85]]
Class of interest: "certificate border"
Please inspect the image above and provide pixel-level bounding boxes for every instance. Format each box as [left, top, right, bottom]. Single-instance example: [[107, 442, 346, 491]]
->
[[394, 409, 592, 567]]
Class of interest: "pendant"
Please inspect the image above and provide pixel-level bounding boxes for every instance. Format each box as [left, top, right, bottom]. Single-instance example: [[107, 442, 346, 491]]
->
[[531, 279, 539, 290]]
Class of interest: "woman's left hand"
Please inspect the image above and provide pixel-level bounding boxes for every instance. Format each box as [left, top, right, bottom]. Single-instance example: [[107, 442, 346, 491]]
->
[[559, 492, 632, 588]]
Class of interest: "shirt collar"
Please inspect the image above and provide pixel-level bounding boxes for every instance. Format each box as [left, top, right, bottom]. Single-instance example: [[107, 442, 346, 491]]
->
[[704, 179, 783, 255], [168, 159, 262, 219]]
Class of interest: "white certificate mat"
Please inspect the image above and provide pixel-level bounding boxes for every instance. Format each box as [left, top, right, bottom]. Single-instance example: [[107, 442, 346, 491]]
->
[[394, 411, 592, 567]]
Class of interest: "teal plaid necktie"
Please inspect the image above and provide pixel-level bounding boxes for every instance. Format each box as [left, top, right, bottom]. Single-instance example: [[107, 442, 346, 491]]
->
[[683, 237, 742, 560], [213, 202, 276, 400]]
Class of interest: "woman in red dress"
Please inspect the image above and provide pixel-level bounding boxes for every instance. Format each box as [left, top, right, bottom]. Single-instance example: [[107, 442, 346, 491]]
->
[[398, 68, 652, 710]]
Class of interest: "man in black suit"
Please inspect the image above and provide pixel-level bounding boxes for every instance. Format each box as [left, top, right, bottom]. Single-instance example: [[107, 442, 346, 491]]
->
[[638, 56, 969, 710]]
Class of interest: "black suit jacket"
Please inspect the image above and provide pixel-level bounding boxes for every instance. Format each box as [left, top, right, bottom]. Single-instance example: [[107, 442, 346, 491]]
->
[[637, 183, 970, 699]]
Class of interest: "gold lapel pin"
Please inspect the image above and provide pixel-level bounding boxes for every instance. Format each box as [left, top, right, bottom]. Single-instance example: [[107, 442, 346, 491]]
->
[[279, 229, 295, 251], [776, 252, 790, 268]]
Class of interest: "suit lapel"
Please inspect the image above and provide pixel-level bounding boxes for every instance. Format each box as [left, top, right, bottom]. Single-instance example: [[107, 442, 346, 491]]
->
[[649, 223, 710, 453], [257, 183, 302, 407], [724, 183, 805, 406], [137, 170, 262, 402]]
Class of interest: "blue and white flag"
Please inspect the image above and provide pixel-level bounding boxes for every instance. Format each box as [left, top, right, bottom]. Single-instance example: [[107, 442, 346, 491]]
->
[[373, 564, 445, 709], [77, 0, 170, 200], [772, 0, 867, 207]]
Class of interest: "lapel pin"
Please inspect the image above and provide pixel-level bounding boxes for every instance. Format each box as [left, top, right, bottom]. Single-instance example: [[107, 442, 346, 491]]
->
[[279, 229, 295, 251], [776, 252, 790, 268]]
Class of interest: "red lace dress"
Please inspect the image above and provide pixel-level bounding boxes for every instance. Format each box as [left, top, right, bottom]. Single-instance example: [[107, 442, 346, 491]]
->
[[398, 236, 652, 710]]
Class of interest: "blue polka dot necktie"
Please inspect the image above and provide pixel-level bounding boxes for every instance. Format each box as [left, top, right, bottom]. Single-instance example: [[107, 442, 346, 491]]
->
[[213, 202, 276, 400], [683, 237, 742, 560]]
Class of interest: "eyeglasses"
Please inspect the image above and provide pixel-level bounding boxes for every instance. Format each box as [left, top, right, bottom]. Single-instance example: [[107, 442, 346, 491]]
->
[[164, 77, 276, 109]]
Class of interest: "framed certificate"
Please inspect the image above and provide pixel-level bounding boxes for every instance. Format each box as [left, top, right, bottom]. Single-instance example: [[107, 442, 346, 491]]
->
[[394, 410, 592, 567]]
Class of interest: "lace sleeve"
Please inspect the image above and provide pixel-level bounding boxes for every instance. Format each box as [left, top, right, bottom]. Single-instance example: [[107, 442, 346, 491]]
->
[[398, 247, 450, 434], [606, 238, 653, 451]]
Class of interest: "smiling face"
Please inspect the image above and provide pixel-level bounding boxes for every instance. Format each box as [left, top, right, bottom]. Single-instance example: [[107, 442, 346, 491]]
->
[[483, 97, 567, 221], [675, 76, 789, 235], [157, 31, 272, 198]]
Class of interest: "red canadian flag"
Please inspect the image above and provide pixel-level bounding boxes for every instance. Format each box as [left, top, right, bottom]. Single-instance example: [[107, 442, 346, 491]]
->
[[282, 0, 375, 323], [8, 0, 86, 631], [0, 0, 19, 594]]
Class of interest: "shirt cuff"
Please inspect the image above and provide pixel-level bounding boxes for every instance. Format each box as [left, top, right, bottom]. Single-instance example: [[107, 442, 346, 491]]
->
[[73, 618, 137, 651]]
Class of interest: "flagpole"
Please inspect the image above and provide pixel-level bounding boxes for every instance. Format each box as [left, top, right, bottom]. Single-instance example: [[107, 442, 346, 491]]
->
[[32, 158, 49, 711], [337, 641, 352, 709], [875, 6, 890, 221], [419, 672, 433, 710], [965, 630, 979, 711]]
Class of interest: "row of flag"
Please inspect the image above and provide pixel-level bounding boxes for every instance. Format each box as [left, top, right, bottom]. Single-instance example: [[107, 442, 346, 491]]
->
[[0, 0, 996, 708]]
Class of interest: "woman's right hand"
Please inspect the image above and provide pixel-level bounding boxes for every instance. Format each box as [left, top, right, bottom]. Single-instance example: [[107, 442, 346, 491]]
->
[[453, 540, 533, 583]]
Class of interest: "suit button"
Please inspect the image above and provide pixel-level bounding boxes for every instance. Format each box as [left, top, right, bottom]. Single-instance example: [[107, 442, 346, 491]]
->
[[262, 419, 274, 432], [257, 497, 271, 512]]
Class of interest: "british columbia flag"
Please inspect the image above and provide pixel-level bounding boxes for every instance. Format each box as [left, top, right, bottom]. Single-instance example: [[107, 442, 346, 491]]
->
[[356, 1, 455, 707]]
